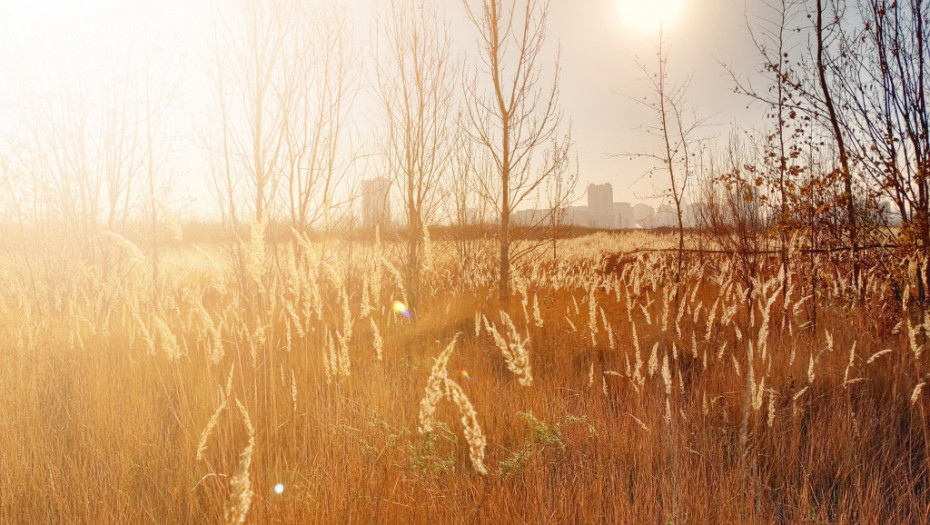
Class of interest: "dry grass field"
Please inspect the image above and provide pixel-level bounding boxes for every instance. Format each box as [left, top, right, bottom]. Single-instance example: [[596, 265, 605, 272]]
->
[[0, 228, 927, 524]]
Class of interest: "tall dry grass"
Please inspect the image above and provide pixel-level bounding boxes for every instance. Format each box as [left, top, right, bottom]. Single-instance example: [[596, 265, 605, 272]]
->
[[0, 229, 927, 523]]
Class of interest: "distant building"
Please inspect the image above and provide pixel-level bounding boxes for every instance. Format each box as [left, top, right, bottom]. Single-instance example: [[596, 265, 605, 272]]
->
[[497, 182, 706, 231], [683, 202, 704, 228], [655, 204, 676, 228], [614, 202, 634, 228], [566, 205, 590, 227], [633, 203, 654, 227], [360, 178, 390, 229], [512, 208, 549, 226], [587, 183, 615, 228]]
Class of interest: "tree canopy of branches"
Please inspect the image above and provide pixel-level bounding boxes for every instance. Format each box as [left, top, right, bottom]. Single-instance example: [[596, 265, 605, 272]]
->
[[462, 0, 571, 305]]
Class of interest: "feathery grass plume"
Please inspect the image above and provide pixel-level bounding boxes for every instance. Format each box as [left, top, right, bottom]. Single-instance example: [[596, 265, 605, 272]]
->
[[309, 269, 323, 322], [753, 375, 766, 411], [757, 290, 779, 364], [843, 341, 858, 385], [152, 315, 180, 360], [705, 297, 720, 341], [444, 378, 487, 475], [662, 353, 672, 423], [291, 370, 298, 414], [639, 304, 652, 325], [196, 365, 235, 461], [793, 294, 810, 318], [517, 278, 530, 324], [101, 230, 146, 264], [360, 276, 372, 319], [371, 318, 383, 361], [533, 295, 544, 327], [721, 303, 738, 326], [648, 342, 659, 377], [588, 287, 598, 346], [746, 340, 758, 409], [495, 312, 533, 386], [196, 301, 225, 363], [661, 288, 671, 331], [675, 294, 687, 338], [632, 323, 640, 355], [767, 390, 776, 427], [323, 329, 336, 385], [826, 330, 835, 353], [380, 255, 407, 305], [224, 399, 255, 525], [912, 382, 926, 405], [336, 332, 351, 378], [340, 287, 354, 342], [907, 316, 924, 360], [135, 314, 156, 355], [692, 303, 703, 325], [418, 334, 460, 435], [793, 386, 809, 401], [565, 318, 577, 332], [249, 324, 265, 368], [631, 325, 644, 388], [866, 349, 892, 364], [808, 354, 816, 384], [588, 363, 594, 387], [475, 310, 482, 337], [284, 295, 306, 337], [421, 221, 432, 276], [628, 413, 649, 432], [624, 288, 633, 323]]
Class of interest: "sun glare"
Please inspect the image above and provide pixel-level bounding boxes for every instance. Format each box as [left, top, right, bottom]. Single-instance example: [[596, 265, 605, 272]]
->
[[616, 0, 685, 35]]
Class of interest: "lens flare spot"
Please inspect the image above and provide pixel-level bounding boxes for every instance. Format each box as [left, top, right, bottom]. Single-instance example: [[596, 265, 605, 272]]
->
[[392, 300, 411, 318], [461, 369, 471, 380], [274, 483, 285, 494]]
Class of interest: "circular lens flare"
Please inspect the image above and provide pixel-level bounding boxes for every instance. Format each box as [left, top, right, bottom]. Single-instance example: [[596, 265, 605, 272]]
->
[[392, 300, 411, 318]]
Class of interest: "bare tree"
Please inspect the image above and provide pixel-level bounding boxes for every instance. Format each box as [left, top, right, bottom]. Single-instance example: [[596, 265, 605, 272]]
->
[[462, 0, 570, 305], [819, 0, 930, 298], [544, 150, 578, 261], [729, 0, 808, 304], [813, 0, 858, 287], [446, 126, 481, 269], [376, 0, 457, 311], [623, 31, 707, 301], [209, 0, 290, 229], [280, 4, 357, 234]]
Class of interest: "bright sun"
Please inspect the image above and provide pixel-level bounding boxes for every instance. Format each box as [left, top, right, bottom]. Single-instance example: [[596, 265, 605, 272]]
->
[[617, 0, 686, 35]]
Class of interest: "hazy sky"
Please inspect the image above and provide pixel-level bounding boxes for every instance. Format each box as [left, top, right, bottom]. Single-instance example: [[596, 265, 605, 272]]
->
[[0, 0, 769, 218]]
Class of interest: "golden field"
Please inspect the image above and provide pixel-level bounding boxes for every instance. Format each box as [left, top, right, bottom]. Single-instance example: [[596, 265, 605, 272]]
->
[[0, 228, 927, 523]]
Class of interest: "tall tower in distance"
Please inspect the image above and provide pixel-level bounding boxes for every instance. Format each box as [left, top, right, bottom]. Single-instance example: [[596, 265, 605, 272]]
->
[[587, 183, 613, 228], [360, 178, 391, 230]]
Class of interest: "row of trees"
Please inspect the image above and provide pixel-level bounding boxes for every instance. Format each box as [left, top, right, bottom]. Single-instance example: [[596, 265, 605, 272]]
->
[[3, 0, 928, 311], [206, 0, 573, 309], [644, 0, 929, 306], [0, 0, 574, 312]]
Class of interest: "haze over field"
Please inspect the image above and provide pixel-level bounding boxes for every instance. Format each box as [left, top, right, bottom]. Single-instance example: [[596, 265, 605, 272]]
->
[[1, 0, 929, 523], [0, 0, 762, 218]]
